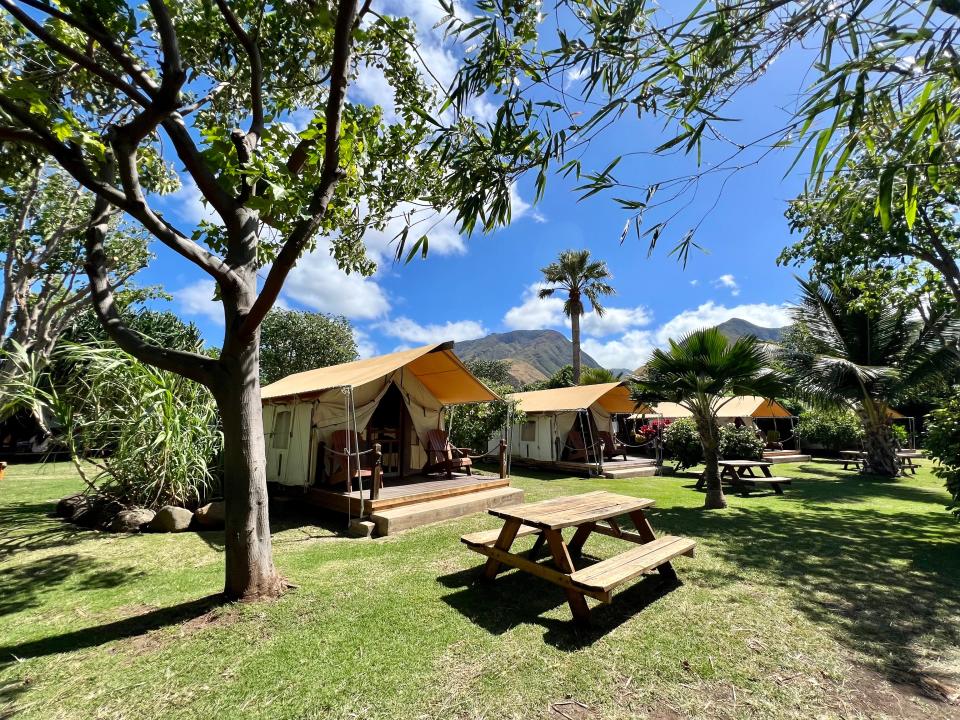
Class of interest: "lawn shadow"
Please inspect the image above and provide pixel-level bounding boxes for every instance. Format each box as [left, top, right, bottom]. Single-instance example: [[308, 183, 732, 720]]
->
[[438, 552, 679, 650], [649, 499, 960, 687], [0, 594, 224, 664], [0, 501, 103, 558]]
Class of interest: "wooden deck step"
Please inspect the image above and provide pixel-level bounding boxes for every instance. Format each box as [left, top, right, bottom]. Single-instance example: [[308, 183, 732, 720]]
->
[[569, 535, 696, 598], [461, 524, 540, 547], [371, 486, 523, 536], [763, 453, 811, 464], [601, 465, 658, 479]]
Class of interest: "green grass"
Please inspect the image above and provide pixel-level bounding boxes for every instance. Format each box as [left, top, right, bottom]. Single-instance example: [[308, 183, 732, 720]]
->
[[1, 460, 958, 719]]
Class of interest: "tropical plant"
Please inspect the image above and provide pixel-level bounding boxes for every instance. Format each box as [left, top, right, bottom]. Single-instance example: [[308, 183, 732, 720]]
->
[[782, 278, 960, 476], [925, 396, 960, 518], [719, 425, 765, 461], [538, 250, 615, 383], [579, 367, 621, 385], [522, 364, 576, 391], [0, 1, 539, 600], [795, 409, 864, 453], [632, 328, 784, 509], [260, 309, 357, 385], [662, 418, 703, 470], [448, 360, 523, 462]]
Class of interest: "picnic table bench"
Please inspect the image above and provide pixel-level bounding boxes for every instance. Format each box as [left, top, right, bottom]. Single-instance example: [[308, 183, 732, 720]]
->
[[695, 460, 792, 495], [837, 450, 922, 475], [461, 491, 695, 626]]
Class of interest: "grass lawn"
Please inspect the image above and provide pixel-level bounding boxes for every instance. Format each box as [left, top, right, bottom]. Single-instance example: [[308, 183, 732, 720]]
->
[[1, 460, 959, 719]]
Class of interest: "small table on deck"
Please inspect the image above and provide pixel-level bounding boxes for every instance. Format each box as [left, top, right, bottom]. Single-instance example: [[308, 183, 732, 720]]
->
[[697, 460, 791, 495], [461, 491, 695, 626]]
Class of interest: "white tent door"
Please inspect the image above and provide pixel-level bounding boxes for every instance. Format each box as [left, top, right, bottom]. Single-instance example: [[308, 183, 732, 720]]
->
[[265, 402, 312, 484]]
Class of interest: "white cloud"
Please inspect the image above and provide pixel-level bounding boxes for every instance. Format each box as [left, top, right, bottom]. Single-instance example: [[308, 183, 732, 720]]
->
[[361, 204, 467, 263], [284, 239, 390, 320], [377, 316, 487, 345], [353, 328, 377, 359], [582, 330, 655, 371], [689, 279, 699, 287], [713, 273, 740, 296], [173, 279, 223, 326], [582, 306, 652, 337], [163, 177, 221, 229], [503, 283, 566, 330], [509, 183, 546, 223]]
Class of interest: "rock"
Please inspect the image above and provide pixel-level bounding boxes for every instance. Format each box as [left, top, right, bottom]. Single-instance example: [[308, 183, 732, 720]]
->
[[56, 493, 87, 519], [193, 501, 225, 529], [347, 519, 376, 538], [109, 508, 156, 533], [149, 505, 194, 532]]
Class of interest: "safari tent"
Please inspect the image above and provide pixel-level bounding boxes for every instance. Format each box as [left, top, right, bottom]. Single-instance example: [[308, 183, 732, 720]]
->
[[641, 396, 793, 425], [503, 382, 655, 477], [261, 342, 521, 532]]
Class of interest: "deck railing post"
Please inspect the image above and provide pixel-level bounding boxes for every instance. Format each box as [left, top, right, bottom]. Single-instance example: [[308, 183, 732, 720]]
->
[[372, 443, 383, 500], [499, 438, 508, 479], [598, 439, 605, 476]]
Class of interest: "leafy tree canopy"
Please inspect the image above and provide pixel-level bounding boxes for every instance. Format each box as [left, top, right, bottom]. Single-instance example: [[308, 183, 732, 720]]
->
[[259, 308, 357, 385]]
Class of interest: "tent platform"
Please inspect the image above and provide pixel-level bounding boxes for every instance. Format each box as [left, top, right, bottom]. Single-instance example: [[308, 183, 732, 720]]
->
[[512, 456, 658, 479], [305, 472, 520, 534]]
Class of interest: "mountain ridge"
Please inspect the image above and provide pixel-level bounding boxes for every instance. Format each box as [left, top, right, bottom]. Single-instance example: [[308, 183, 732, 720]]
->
[[455, 329, 600, 385]]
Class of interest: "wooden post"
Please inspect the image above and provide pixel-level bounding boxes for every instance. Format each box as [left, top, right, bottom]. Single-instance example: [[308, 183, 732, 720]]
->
[[498, 438, 508, 479], [371, 443, 382, 501]]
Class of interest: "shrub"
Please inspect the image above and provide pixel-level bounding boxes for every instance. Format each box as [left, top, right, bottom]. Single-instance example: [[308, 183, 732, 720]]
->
[[891, 424, 909, 447], [663, 418, 703, 469], [795, 409, 863, 451], [719, 425, 765, 460], [925, 398, 960, 518], [636, 419, 670, 446]]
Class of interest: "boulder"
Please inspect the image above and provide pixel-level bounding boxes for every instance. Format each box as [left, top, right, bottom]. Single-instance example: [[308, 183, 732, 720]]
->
[[56, 493, 88, 519], [193, 501, 225, 529], [149, 505, 194, 533], [109, 508, 156, 533]]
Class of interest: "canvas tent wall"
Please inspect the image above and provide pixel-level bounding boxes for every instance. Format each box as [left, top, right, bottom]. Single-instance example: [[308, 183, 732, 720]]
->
[[261, 342, 497, 487], [639, 396, 792, 427], [504, 382, 637, 463]]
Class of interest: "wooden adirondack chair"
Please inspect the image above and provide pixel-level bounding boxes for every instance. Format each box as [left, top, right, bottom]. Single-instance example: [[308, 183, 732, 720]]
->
[[326, 429, 373, 491], [598, 431, 628, 461], [423, 428, 473, 477], [565, 429, 599, 462]]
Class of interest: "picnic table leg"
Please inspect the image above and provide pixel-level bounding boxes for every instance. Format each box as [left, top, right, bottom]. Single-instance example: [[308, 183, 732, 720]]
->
[[695, 472, 706, 490], [544, 529, 591, 626], [528, 532, 546, 559], [482, 518, 522, 581], [567, 522, 595, 559], [760, 465, 773, 478], [628, 509, 657, 544]]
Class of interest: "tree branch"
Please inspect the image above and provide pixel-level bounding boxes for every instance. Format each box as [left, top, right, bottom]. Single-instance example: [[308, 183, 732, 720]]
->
[[84, 158, 220, 387], [239, 0, 359, 337]]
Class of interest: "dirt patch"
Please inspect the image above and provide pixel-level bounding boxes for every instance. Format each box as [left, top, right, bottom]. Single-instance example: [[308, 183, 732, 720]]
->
[[824, 662, 959, 719], [118, 604, 242, 656]]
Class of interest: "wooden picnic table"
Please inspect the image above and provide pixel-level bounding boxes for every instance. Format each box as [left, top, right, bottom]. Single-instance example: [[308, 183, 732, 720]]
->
[[695, 460, 792, 495], [460, 491, 695, 626], [838, 449, 922, 475]]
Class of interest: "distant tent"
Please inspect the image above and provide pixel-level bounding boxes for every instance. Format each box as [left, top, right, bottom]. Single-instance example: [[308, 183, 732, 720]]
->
[[636, 396, 792, 425], [261, 342, 497, 486]]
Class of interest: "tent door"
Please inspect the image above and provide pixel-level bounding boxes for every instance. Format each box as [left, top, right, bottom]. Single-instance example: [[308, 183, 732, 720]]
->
[[367, 384, 413, 479]]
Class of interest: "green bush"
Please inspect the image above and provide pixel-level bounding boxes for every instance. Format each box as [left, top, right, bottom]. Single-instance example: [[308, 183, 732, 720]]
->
[[891, 424, 909, 447], [663, 418, 703, 469], [719, 425, 765, 460], [925, 397, 960, 518], [795, 409, 863, 451]]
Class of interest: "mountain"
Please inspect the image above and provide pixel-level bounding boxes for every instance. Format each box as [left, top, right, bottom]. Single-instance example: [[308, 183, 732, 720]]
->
[[714, 318, 786, 343], [455, 329, 601, 386]]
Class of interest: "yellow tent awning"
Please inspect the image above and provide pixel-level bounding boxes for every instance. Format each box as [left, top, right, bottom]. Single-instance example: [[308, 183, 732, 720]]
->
[[261, 341, 498, 405], [509, 382, 639, 414], [636, 396, 792, 419]]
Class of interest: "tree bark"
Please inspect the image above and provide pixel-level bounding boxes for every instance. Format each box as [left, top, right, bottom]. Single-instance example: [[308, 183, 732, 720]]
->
[[213, 329, 283, 601], [858, 405, 899, 478], [697, 416, 727, 509], [571, 309, 581, 384]]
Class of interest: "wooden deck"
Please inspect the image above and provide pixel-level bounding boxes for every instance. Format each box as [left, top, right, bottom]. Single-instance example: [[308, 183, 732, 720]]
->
[[306, 472, 512, 515], [512, 456, 658, 478]]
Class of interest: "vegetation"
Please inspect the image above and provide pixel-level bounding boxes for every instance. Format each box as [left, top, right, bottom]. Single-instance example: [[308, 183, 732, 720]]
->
[[523, 364, 576, 391], [782, 278, 959, 476], [0, 1, 537, 601], [259, 309, 357, 385], [537, 250, 615, 383], [632, 328, 784, 509], [926, 396, 960, 518], [578, 367, 621, 385], [448, 360, 523, 458], [795, 410, 864, 453], [1, 460, 957, 719], [661, 418, 702, 469], [718, 425, 765, 461]]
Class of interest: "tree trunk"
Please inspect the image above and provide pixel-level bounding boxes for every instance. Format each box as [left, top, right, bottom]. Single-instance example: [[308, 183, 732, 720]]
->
[[214, 332, 283, 601], [571, 310, 581, 384], [858, 407, 899, 478], [697, 416, 726, 509]]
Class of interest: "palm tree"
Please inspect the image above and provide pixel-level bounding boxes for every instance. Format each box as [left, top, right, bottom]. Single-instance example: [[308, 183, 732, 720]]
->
[[631, 328, 784, 509], [579, 367, 623, 385], [782, 278, 960, 477], [539, 249, 615, 383]]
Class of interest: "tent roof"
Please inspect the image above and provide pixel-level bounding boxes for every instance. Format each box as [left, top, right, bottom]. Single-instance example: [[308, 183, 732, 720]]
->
[[637, 396, 792, 419], [261, 341, 497, 405], [509, 382, 637, 414]]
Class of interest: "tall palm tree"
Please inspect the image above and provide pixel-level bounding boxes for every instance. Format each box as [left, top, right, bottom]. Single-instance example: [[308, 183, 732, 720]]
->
[[539, 249, 615, 383], [782, 278, 960, 477], [632, 328, 784, 509], [579, 367, 623, 385]]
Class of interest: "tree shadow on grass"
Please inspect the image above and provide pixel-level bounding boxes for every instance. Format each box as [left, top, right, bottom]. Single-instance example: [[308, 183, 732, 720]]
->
[[0, 594, 224, 664], [0, 501, 103, 559], [649, 501, 960, 687], [437, 548, 680, 650]]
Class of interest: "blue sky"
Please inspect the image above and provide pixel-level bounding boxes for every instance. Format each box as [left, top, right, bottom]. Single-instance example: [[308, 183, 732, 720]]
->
[[144, 2, 814, 370]]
